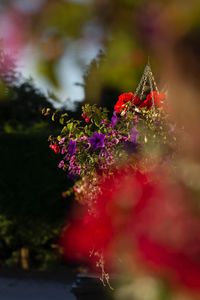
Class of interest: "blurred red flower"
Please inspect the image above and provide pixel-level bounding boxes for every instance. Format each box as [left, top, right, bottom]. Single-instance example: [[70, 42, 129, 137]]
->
[[60, 166, 200, 291], [140, 91, 166, 109]]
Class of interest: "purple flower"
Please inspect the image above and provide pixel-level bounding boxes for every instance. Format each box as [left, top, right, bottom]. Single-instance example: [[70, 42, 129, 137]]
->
[[123, 126, 139, 154], [111, 112, 118, 127], [68, 155, 81, 176], [123, 141, 137, 154], [89, 132, 105, 150], [68, 139, 76, 156], [130, 127, 139, 144]]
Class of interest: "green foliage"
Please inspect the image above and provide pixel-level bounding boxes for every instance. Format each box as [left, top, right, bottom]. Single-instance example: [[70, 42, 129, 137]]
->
[[0, 50, 72, 268], [0, 133, 73, 268], [0, 79, 54, 134]]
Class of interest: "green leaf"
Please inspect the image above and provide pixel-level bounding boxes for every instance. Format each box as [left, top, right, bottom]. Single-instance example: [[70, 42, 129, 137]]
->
[[52, 112, 56, 122], [42, 107, 51, 116], [57, 135, 62, 141], [67, 122, 73, 132], [61, 126, 67, 134], [59, 113, 68, 125]]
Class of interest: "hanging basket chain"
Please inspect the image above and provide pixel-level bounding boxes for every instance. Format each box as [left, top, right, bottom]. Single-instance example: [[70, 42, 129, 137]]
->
[[133, 62, 159, 107]]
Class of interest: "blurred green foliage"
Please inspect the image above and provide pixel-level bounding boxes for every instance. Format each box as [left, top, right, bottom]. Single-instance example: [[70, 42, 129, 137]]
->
[[1, 0, 200, 104], [41, 2, 91, 38], [0, 132, 72, 268], [0, 0, 148, 99], [0, 79, 52, 133], [0, 50, 74, 269]]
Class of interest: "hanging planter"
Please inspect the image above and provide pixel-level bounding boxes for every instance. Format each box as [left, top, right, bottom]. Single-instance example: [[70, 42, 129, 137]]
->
[[43, 63, 189, 296]]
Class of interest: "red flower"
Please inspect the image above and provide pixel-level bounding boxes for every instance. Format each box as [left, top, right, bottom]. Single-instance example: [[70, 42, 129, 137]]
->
[[82, 113, 91, 123], [140, 91, 166, 109], [114, 92, 141, 113], [59, 168, 151, 268], [60, 212, 113, 267], [85, 117, 90, 123], [133, 181, 200, 291], [132, 94, 141, 106], [60, 167, 200, 291], [49, 143, 60, 154]]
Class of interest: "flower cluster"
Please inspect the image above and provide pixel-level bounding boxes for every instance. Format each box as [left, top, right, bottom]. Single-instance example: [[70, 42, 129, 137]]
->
[[114, 91, 166, 113], [48, 105, 134, 179], [45, 89, 172, 205]]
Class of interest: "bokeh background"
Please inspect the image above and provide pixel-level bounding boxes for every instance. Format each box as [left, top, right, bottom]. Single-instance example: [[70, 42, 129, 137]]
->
[[0, 0, 200, 291]]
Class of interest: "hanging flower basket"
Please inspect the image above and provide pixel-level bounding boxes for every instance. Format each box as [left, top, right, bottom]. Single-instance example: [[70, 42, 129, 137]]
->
[[44, 62, 172, 209], [42, 63, 200, 297]]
